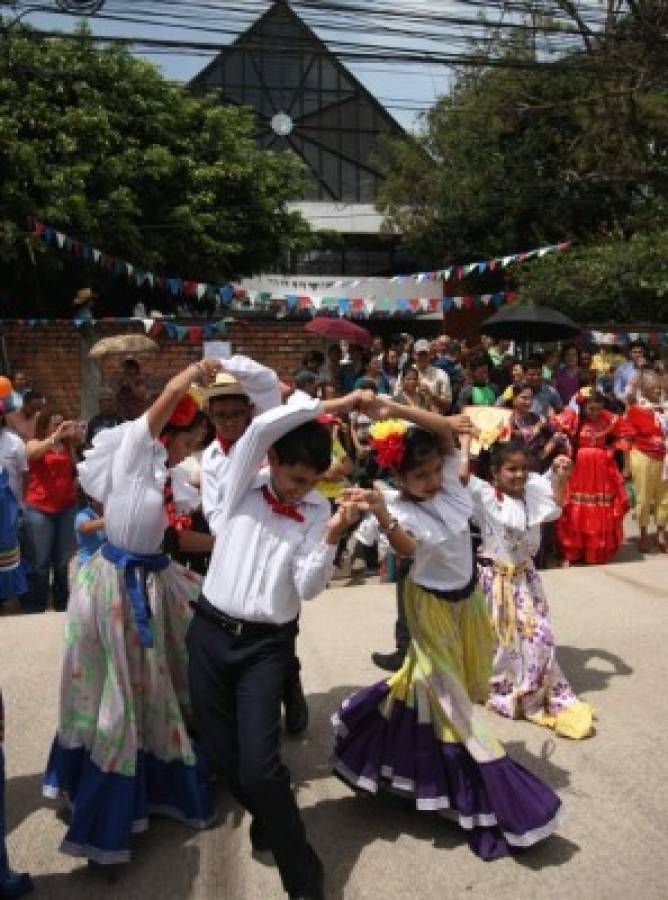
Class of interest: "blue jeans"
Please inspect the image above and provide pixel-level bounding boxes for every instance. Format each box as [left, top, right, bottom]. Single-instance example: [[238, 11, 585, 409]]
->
[[22, 505, 76, 613]]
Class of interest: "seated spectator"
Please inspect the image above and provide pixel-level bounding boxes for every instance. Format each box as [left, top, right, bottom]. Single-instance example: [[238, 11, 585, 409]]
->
[[504, 382, 569, 474], [613, 341, 647, 403], [85, 386, 121, 447], [524, 357, 563, 417], [457, 353, 497, 410], [381, 348, 401, 394], [355, 355, 390, 394], [554, 344, 581, 405], [6, 390, 44, 443], [287, 369, 320, 405], [115, 356, 149, 421], [340, 344, 367, 393], [393, 365, 433, 410], [401, 338, 451, 413], [75, 497, 106, 567]]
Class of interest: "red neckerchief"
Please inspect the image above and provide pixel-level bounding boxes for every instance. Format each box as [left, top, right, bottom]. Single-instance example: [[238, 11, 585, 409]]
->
[[217, 433, 234, 455], [164, 475, 192, 532], [261, 484, 305, 523]]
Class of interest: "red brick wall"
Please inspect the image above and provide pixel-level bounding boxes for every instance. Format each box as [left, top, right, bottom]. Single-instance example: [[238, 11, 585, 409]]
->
[[2, 320, 327, 418]]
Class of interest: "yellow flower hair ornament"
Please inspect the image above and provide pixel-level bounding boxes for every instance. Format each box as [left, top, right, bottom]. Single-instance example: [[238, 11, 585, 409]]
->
[[368, 419, 409, 470]]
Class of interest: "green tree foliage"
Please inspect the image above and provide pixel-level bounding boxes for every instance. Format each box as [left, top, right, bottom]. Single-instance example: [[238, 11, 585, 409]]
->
[[517, 229, 668, 322], [0, 23, 309, 315], [376, 2, 668, 320]]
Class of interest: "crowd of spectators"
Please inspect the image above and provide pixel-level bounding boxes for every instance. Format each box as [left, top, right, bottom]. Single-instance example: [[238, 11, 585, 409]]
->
[[1, 331, 666, 614]]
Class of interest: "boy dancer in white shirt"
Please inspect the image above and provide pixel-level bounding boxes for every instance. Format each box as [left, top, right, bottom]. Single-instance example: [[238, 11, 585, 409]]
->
[[188, 389, 366, 900], [201, 357, 310, 735]]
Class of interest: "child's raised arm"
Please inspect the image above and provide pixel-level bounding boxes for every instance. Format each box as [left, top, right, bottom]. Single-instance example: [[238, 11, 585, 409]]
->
[[361, 395, 471, 456]]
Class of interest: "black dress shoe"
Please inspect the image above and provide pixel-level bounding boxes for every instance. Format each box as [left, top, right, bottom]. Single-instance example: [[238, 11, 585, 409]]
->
[[371, 649, 406, 672], [284, 672, 309, 736], [289, 847, 324, 900], [249, 817, 272, 854]]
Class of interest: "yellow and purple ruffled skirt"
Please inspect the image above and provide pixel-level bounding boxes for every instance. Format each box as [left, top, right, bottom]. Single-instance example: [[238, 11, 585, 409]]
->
[[332, 581, 563, 859]]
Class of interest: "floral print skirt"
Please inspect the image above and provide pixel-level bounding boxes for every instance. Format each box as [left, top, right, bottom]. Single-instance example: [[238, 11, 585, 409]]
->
[[43, 554, 214, 864], [478, 561, 594, 739]]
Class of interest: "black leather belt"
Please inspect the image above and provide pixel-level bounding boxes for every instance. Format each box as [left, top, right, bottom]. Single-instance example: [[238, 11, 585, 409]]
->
[[191, 595, 296, 637], [415, 566, 478, 603]]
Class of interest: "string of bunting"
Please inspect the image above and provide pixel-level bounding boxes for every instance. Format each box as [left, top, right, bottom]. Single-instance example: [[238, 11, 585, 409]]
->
[[584, 329, 668, 348], [29, 219, 242, 307], [0, 317, 230, 343], [392, 241, 571, 284]]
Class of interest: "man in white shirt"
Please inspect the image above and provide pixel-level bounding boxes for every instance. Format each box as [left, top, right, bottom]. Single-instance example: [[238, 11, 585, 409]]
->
[[403, 338, 452, 413], [187, 391, 364, 900], [286, 370, 319, 406], [0, 401, 28, 503]]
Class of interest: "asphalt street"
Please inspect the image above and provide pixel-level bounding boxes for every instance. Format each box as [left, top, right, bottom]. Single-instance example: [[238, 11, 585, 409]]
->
[[2, 543, 667, 899]]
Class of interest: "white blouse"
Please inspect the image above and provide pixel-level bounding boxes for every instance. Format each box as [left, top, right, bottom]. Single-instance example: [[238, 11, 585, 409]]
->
[[78, 414, 196, 555], [388, 453, 474, 592], [469, 472, 560, 564]]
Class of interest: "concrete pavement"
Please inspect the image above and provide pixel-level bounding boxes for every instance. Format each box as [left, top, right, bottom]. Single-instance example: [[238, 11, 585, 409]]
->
[[2, 545, 668, 899]]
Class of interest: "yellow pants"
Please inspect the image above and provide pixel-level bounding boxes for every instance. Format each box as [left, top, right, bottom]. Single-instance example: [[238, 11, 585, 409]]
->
[[630, 448, 668, 528]]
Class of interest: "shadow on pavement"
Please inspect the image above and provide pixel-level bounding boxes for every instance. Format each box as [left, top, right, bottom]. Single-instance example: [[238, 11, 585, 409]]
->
[[5, 775, 227, 899], [5, 772, 45, 836], [556, 645, 633, 695], [283, 684, 364, 788], [30, 839, 200, 900], [288, 682, 576, 900]]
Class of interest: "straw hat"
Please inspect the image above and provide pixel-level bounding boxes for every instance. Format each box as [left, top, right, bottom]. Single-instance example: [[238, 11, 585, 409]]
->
[[201, 372, 248, 406], [73, 287, 97, 306]]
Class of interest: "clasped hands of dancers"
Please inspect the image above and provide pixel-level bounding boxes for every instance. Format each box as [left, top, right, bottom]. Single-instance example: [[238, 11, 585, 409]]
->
[[2, 355, 593, 899]]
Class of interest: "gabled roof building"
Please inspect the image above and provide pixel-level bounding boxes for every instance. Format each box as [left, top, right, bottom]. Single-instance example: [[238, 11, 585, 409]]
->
[[190, 0, 414, 275]]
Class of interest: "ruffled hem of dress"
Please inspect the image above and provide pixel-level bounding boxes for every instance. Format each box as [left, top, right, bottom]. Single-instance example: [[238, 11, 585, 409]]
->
[[331, 682, 562, 860], [42, 740, 215, 863]]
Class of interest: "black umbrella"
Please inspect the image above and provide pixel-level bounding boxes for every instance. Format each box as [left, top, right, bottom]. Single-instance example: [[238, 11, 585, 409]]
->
[[480, 304, 579, 341]]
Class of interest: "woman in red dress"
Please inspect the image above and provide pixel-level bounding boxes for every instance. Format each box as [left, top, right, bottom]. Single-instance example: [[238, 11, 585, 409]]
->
[[556, 390, 629, 565]]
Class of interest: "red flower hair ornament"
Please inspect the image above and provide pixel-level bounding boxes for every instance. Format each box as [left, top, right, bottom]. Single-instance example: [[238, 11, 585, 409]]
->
[[168, 393, 199, 429], [368, 419, 409, 470]]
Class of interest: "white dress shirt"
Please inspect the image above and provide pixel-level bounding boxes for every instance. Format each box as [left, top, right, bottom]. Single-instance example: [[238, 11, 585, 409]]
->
[[388, 452, 474, 591], [0, 428, 27, 502], [203, 399, 336, 624], [78, 414, 196, 555], [201, 355, 281, 523]]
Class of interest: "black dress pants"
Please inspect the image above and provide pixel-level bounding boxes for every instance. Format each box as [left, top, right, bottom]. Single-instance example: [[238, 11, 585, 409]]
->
[[187, 608, 312, 896]]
